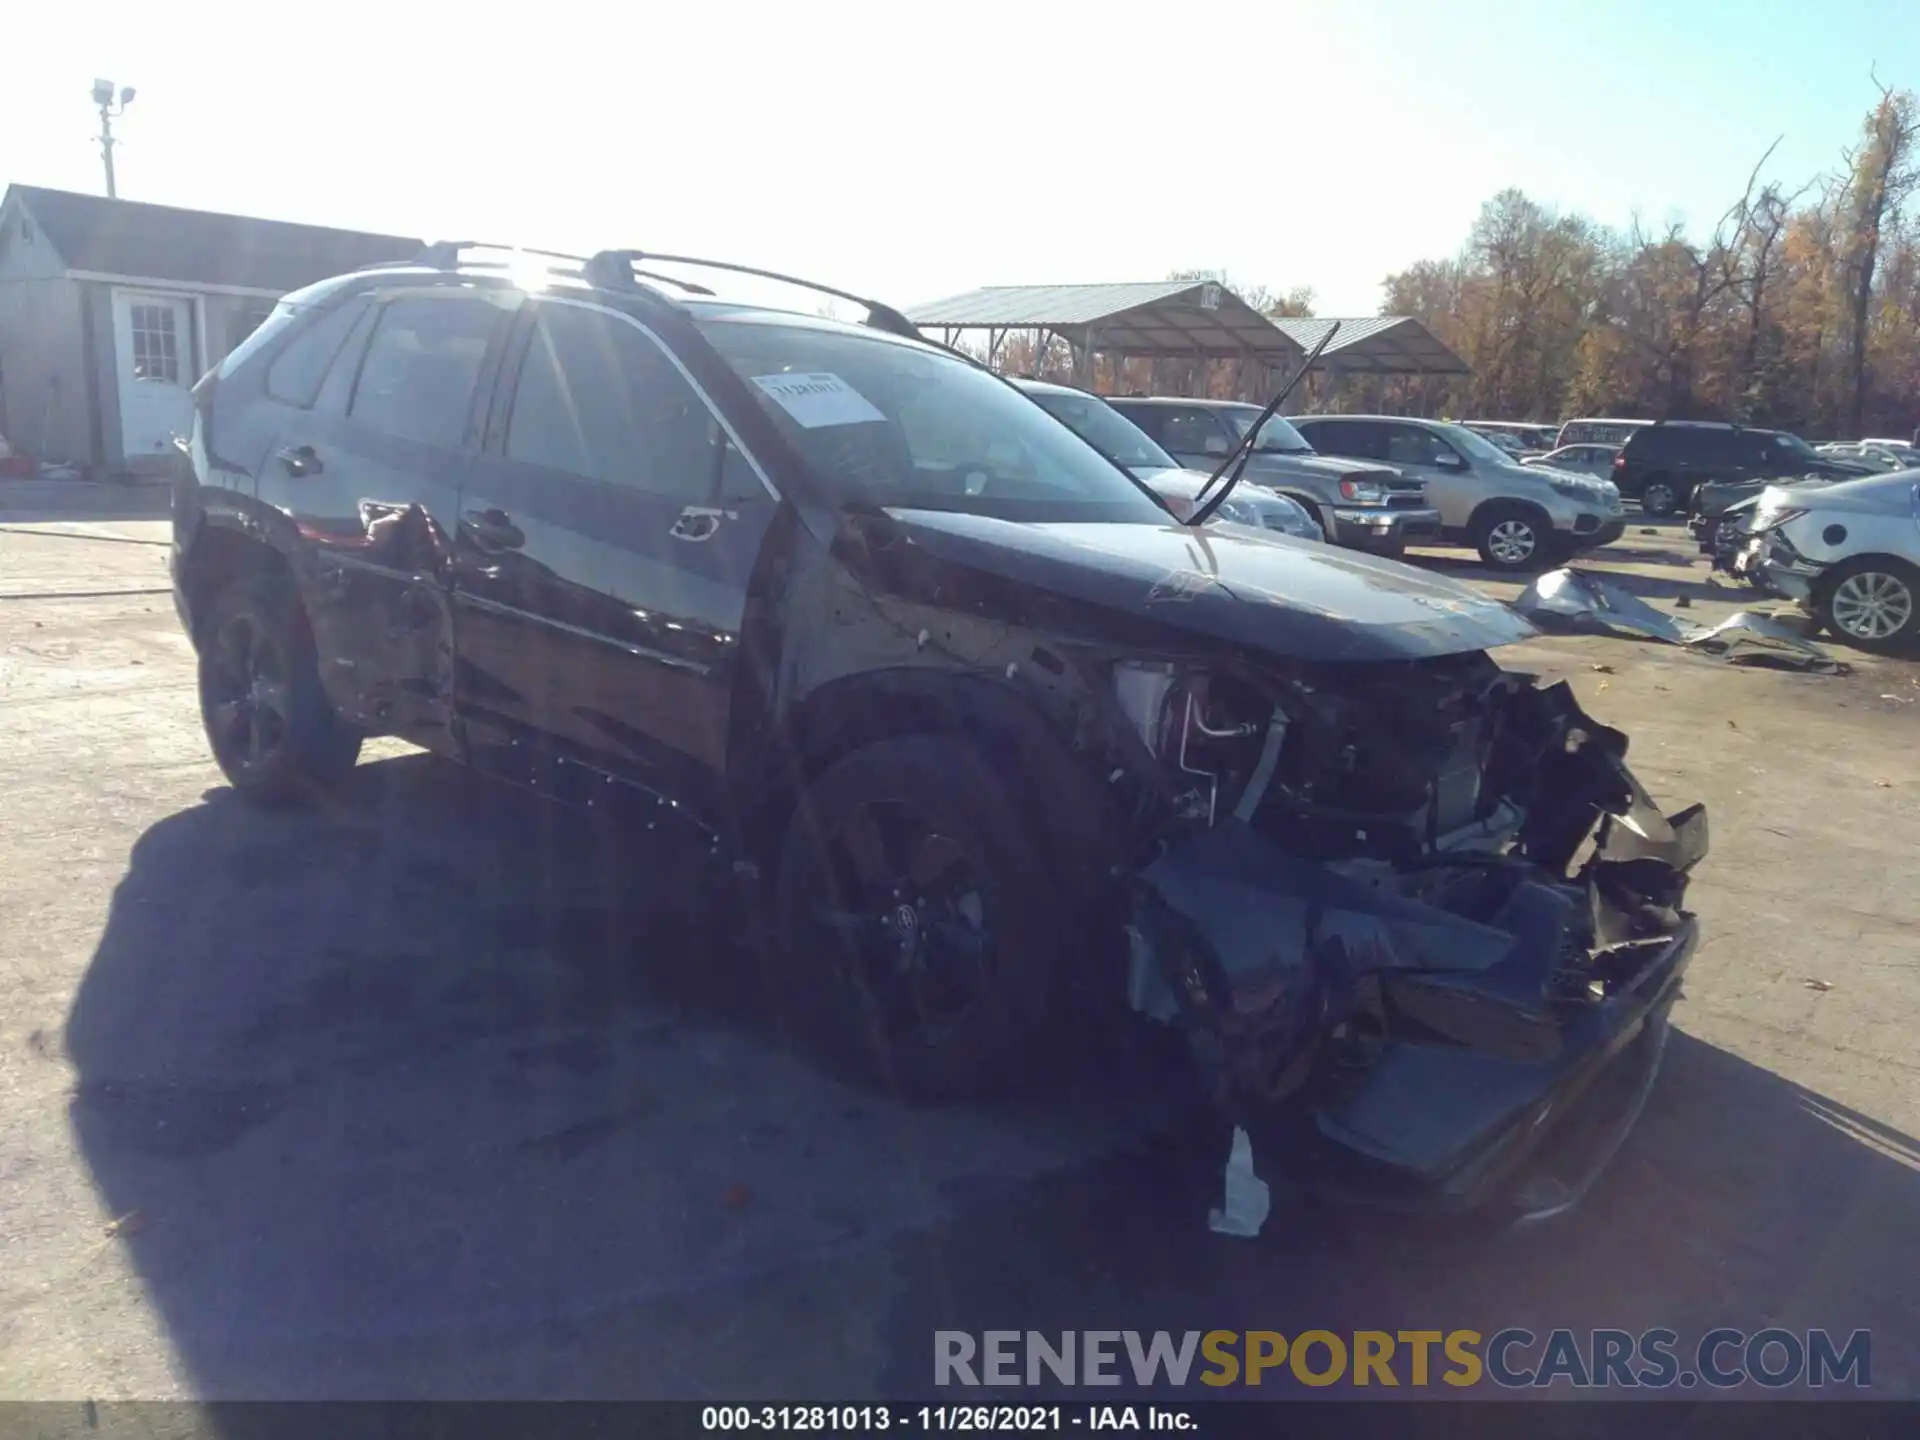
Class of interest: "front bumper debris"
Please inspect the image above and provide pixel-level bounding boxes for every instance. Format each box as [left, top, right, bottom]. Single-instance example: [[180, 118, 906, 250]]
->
[[1513, 566, 1844, 672], [1125, 679, 1710, 1230]]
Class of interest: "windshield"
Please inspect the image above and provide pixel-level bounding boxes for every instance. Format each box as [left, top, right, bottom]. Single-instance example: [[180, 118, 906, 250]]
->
[[1773, 432, 1821, 460], [1438, 423, 1517, 466], [1025, 391, 1178, 474], [1219, 407, 1314, 454], [694, 316, 1169, 523]]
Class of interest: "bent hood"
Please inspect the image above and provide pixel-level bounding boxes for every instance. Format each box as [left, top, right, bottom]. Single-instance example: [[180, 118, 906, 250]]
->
[[876, 508, 1536, 662], [1766, 470, 1920, 516]]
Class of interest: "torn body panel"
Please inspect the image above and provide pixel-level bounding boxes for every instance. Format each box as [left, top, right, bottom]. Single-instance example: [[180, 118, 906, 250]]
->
[[1128, 675, 1707, 1221]]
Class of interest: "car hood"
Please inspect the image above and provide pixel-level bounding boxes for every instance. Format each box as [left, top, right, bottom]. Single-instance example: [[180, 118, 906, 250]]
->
[[872, 507, 1536, 662], [1764, 470, 1920, 516], [1239, 451, 1408, 484]]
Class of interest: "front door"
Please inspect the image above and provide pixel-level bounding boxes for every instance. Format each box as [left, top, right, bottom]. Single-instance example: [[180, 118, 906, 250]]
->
[[1379, 422, 1477, 528], [454, 297, 777, 807], [112, 289, 196, 469]]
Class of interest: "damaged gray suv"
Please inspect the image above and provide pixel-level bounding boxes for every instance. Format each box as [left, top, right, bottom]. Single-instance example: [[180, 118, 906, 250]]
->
[[171, 245, 1708, 1223]]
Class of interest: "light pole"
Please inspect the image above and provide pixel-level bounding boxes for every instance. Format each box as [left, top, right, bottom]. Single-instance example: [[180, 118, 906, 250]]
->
[[90, 79, 136, 199]]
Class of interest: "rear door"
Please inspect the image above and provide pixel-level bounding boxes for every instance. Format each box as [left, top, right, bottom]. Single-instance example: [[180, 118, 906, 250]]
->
[[454, 297, 777, 804], [261, 286, 515, 750]]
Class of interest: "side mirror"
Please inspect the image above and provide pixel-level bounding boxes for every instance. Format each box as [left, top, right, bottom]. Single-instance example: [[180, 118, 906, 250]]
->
[[1434, 452, 1468, 471], [1202, 434, 1231, 457]]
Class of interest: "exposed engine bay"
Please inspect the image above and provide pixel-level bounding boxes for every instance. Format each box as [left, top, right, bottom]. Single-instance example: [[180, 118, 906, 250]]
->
[[1111, 652, 1706, 1228]]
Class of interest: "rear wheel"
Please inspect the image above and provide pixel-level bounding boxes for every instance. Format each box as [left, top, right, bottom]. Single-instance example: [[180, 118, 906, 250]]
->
[[1639, 477, 1682, 517], [1472, 505, 1550, 572], [1816, 557, 1920, 654], [197, 576, 361, 804], [772, 736, 1062, 1101]]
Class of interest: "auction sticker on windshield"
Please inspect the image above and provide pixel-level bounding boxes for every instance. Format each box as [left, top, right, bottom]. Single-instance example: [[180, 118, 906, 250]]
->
[[752, 373, 887, 429]]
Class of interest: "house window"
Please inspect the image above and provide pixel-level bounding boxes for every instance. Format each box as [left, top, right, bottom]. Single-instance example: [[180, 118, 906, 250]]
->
[[129, 304, 181, 384]]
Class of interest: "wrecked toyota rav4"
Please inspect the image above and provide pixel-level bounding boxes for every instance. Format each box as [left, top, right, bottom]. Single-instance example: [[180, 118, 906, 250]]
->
[[172, 246, 1708, 1226]]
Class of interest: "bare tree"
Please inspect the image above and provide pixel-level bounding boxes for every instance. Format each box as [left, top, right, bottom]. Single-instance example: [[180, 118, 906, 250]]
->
[[1837, 77, 1920, 434]]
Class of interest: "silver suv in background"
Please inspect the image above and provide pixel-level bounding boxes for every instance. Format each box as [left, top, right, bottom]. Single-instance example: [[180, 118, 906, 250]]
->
[[1292, 414, 1626, 572], [1011, 379, 1323, 541], [1105, 396, 1440, 557]]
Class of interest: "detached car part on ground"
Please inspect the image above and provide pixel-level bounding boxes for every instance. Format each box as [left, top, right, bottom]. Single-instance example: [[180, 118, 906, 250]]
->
[[1710, 472, 1920, 654], [170, 246, 1708, 1228]]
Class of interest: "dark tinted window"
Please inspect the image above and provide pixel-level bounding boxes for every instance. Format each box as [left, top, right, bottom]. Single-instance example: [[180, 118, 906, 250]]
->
[[507, 303, 719, 499], [349, 296, 500, 448], [1297, 419, 1385, 460], [265, 298, 369, 407], [1635, 426, 1725, 461], [1107, 402, 1165, 443]]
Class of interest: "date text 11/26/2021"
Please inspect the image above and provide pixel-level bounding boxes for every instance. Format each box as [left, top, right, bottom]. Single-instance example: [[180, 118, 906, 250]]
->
[[701, 1406, 1193, 1432]]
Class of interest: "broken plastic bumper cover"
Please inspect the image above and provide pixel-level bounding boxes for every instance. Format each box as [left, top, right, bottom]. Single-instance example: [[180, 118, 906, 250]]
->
[[1512, 566, 1844, 672], [1128, 796, 1706, 1223]]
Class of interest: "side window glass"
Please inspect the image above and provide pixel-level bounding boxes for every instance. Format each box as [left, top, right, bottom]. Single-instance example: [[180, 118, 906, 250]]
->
[[1385, 425, 1445, 466], [1160, 408, 1226, 453], [313, 303, 381, 416], [506, 305, 720, 500], [348, 296, 499, 448], [266, 298, 370, 407]]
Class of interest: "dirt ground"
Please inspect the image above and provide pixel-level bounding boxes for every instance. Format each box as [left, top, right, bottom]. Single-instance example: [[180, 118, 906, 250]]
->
[[1, 478, 1916, 1404]]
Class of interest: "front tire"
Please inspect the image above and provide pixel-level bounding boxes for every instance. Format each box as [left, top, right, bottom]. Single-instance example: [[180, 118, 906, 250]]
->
[[1472, 506, 1550, 572], [772, 736, 1063, 1101], [197, 575, 362, 804], [1816, 557, 1920, 654]]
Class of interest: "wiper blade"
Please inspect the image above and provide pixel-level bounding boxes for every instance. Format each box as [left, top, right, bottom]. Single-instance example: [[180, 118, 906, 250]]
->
[[1188, 322, 1339, 527]]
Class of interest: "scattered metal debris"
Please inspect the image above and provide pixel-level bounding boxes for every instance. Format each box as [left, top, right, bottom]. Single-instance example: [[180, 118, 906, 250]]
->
[[1512, 568, 1846, 672], [1804, 978, 1834, 993]]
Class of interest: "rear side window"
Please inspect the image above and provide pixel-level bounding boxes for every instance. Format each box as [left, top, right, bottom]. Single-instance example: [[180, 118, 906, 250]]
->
[[349, 296, 500, 448], [1299, 420, 1384, 460], [1384, 424, 1456, 467], [506, 303, 719, 500], [266, 298, 370, 407]]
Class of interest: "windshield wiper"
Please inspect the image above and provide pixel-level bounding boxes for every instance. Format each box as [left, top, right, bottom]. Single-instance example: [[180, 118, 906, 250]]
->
[[1187, 322, 1339, 527]]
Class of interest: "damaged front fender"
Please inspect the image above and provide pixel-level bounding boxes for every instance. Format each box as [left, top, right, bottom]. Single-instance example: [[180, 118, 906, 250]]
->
[[1128, 678, 1708, 1225]]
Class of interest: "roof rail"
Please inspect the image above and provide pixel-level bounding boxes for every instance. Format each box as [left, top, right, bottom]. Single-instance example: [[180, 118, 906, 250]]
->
[[583, 251, 922, 341], [356, 241, 593, 276]]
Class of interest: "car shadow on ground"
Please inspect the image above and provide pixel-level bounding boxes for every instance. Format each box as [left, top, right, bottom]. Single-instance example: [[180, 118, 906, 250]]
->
[[63, 759, 1920, 1399], [0, 477, 173, 525]]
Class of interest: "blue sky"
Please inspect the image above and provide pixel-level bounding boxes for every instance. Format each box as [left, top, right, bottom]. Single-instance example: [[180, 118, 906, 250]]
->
[[4, 0, 1915, 316]]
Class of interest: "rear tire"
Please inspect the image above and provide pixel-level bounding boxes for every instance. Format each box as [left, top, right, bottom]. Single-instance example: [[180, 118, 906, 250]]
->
[[1815, 556, 1920, 655], [771, 735, 1063, 1101], [1639, 478, 1682, 517], [196, 575, 362, 805], [1472, 505, 1551, 572]]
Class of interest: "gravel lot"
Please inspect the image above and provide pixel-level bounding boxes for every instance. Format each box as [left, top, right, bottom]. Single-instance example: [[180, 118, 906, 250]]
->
[[2, 478, 1916, 1403]]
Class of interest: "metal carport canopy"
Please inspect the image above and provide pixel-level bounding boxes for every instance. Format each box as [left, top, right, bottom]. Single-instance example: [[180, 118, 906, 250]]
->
[[905, 281, 1307, 363], [1268, 316, 1469, 376]]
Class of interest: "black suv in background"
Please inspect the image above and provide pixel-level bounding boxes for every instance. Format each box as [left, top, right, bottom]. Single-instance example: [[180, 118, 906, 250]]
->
[[168, 244, 1708, 1222], [1611, 420, 1871, 516]]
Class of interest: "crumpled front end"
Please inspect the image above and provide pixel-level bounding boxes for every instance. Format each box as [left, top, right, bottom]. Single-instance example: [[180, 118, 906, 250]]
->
[[1122, 661, 1707, 1225]]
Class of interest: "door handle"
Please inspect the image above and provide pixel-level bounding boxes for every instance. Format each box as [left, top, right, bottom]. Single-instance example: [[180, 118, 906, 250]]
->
[[460, 507, 525, 552], [277, 444, 322, 477], [670, 507, 723, 543]]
